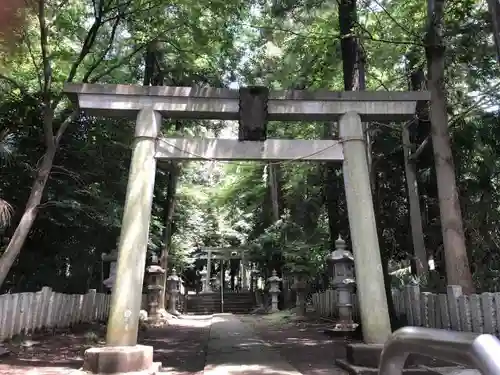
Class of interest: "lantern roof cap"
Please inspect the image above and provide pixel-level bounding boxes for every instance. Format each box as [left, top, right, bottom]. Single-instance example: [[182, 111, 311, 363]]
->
[[335, 235, 346, 249], [341, 277, 356, 284], [146, 265, 165, 274], [326, 250, 354, 262], [167, 268, 180, 281], [325, 235, 354, 262], [267, 269, 281, 282], [147, 284, 163, 291]]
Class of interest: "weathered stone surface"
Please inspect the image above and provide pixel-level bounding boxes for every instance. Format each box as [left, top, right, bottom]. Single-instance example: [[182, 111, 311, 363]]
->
[[64, 83, 428, 122], [335, 358, 442, 375], [422, 367, 480, 375], [83, 345, 155, 374], [139, 310, 148, 321], [340, 112, 391, 344], [345, 343, 456, 369], [105, 109, 160, 347], [156, 138, 344, 162]]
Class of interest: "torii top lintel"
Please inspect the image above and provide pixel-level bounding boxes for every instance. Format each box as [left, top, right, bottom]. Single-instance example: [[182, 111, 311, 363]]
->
[[64, 83, 430, 122]]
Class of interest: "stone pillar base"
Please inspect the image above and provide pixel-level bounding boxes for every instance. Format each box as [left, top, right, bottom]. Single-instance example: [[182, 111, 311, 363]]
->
[[334, 342, 455, 371], [323, 323, 359, 340], [157, 308, 179, 320], [81, 345, 161, 374], [167, 308, 181, 317]]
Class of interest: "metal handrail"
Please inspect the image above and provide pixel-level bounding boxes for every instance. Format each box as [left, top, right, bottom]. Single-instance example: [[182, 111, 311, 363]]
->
[[378, 327, 500, 375]]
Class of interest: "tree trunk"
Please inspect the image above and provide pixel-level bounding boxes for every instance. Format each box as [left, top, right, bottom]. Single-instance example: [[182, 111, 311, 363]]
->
[[487, 0, 500, 65], [323, 123, 340, 247], [0, 101, 76, 290], [338, 0, 398, 328], [339, 0, 360, 92], [0, 146, 56, 287], [158, 163, 180, 309], [269, 163, 288, 303], [426, 0, 474, 293], [268, 163, 280, 222], [404, 54, 429, 276], [372, 168, 399, 329], [402, 127, 428, 275], [322, 0, 360, 247]]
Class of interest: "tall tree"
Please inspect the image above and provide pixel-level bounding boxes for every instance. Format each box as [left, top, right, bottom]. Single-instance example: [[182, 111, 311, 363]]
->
[[0, 0, 146, 287], [404, 51, 428, 276], [0, 0, 248, 288], [425, 0, 474, 293], [323, 0, 362, 249], [487, 0, 500, 65]]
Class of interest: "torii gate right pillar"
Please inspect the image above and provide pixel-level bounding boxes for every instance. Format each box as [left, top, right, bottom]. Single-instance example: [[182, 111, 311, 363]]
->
[[340, 111, 391, 344]]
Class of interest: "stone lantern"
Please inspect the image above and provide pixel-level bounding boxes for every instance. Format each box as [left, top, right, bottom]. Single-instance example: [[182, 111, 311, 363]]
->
[[101, 240, 119, 291], [267, 269, 281, 313], [146, 255, 165, 324], [250, 268, 260, 291], [324, 236, 358, 333], [199, 267, 208, 293], [167, 268, 181, 316], [292, 273, 307, 315]]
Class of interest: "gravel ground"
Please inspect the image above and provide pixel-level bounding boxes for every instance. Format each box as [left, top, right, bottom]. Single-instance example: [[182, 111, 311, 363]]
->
[[241, 312, 353, 375]]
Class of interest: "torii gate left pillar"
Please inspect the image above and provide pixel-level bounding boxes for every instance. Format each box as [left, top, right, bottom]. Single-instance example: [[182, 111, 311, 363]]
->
[[65, 83, 428, 374]]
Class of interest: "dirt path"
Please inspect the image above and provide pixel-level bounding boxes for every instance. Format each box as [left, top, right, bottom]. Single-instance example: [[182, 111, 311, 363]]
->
[[141, 315, 211, 375], [0, 316, 212, 375], [0, 324, 102, 375], [241, 312, 352, 375], [1, 313, 353, 375]]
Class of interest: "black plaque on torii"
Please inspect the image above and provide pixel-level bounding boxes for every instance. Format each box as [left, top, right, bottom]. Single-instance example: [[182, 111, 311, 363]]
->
[[238, 86, 269, 142]]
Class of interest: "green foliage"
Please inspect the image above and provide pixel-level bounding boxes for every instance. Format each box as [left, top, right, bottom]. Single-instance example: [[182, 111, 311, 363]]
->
[[249, 210, 328, 276], [0, 0, 253, 292]]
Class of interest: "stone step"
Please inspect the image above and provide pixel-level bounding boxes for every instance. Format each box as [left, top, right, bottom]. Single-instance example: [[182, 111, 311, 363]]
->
[[187, 310, 254, 315], [420, 367, 479, 375], [187, 302, 254, 308], [344, 343, 455, 368], [336, 359, 437, 375], [188, 304, 253, 310], [188, 298, 254, 303], [188, 292, 254, 298], [188, 298, 253, 305], [188, 301, 253, 305], [334, 343, 465, 375], [188, 298, 254, 302], [186, 294, 255, 314]]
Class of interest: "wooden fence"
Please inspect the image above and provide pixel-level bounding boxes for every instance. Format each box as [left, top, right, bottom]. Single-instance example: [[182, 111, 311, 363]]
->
[[311, 285, 500, 335], [0, 287, 111, 342], [311, 289, 360, 321]]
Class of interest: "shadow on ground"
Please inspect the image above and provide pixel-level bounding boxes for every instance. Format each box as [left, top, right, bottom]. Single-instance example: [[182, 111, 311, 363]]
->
[[0, 316, 212, 375], [0, 324, 102, 375], [0, 313, 352, 375], [140, 315, 212, 375], [240, 313, 353, 375]]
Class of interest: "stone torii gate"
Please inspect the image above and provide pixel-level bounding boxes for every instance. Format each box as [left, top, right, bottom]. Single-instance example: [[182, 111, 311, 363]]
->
[[194, 247, 249, 292], [64, 83, 428, 374]]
